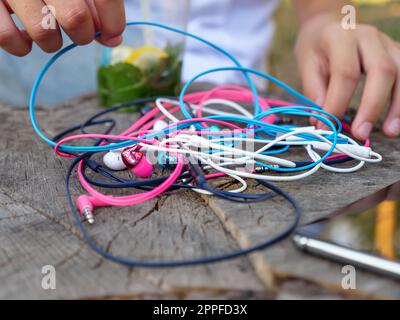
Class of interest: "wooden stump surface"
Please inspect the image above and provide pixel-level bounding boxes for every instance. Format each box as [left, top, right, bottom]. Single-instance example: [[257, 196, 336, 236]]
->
[[0, 95, 399, 299]]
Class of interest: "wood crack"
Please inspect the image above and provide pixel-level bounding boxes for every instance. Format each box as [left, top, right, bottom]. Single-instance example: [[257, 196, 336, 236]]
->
[[55, 247, 83, 269], [0, 186, 84, 243], [93, 197, 165, 269]]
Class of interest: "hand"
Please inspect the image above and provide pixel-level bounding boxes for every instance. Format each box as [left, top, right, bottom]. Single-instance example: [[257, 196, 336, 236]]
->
[[295, 13, 400, 140], [0, 0, 126, 56]]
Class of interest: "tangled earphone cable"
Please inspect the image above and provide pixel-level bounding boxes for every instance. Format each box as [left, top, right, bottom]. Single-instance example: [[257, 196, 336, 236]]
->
[[29, 21, 383, 268], [66, 154, 301, 268]]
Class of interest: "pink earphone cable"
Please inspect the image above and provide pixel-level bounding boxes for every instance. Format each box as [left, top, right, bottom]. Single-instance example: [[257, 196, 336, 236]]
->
[[76, 157, 184, 207], [56, 87, 372, 214]]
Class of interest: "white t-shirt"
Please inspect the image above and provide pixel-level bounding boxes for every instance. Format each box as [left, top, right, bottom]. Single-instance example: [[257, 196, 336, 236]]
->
[[126, 0, 279, 88]]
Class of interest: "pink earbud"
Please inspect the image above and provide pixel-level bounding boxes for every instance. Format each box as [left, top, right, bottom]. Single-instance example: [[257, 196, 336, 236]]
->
[[121, 145, 153, 178], [77, 195, 109, 224]]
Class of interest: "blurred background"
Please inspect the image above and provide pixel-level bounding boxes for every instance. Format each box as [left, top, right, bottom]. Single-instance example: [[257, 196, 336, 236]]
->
[[270, 0, 400, 107], [0, 0, 399, 107]]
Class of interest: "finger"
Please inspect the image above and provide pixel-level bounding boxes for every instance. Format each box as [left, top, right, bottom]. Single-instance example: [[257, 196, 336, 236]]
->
[[91, 0, 126, 46], [0, 1, 32, 56], [382, 38, 400, 137], [297, 49, 328, 106], [384, 77, 400, 137], [6, 0, 63, 53], [296, 50, 329, 125], [43, 0, 95, 45], [352, 27, 397, 140], [319, 33, 361, 129]]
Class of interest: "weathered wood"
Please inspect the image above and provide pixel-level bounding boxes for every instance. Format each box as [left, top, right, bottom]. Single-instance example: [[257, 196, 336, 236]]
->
[[0, 94, 399, 299], [206, 133, 400, 299], [0, 98, 265, 299]]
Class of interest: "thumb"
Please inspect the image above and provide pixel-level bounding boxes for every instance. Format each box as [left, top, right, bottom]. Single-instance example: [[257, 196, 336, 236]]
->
[[297, 51, 328, 125]]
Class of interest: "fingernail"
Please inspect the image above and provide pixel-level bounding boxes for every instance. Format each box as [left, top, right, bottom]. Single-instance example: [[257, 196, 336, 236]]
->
[[357, 122, 373, 140], [387, 118, 400, 136], [103, 35, 123, 47]]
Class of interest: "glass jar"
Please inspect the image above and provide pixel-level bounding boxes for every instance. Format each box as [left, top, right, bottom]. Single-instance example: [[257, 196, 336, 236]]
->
[[97, 0, 189, 108]]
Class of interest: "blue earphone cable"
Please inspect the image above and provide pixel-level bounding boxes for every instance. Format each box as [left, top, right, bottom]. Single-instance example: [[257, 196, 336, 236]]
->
[[29, 21, 262, 153]]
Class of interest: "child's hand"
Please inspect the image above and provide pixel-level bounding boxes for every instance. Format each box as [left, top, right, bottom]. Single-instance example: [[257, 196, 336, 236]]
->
[[295, 13, 400, 140], [0, 0, 126, 56]]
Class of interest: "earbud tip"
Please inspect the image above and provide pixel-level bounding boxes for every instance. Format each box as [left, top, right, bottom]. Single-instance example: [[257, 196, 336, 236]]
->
[[103, 152, 127, 171], [153, 120, 169, 132], [131, 156, 153, 178]]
